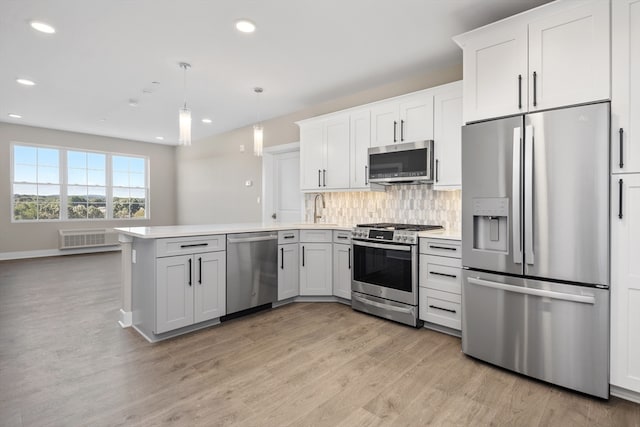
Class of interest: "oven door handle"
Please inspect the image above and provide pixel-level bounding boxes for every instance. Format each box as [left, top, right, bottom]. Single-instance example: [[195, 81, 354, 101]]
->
[[352, 240, 412, 252], [352, 294, 414, 314]]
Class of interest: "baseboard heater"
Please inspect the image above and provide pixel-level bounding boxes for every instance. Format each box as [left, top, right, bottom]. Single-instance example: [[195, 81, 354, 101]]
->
[[58, 228, 120, 250]]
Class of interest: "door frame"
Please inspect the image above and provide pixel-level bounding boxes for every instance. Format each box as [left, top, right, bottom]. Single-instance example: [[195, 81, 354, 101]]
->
[[262, 142, 302, 223]]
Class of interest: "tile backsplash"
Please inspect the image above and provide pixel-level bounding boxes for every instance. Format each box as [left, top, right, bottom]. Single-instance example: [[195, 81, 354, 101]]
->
[[304, 185, 461, 231]]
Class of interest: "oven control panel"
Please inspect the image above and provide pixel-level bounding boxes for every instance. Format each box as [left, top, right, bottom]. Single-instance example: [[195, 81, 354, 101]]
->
[[351, 228, 417, 245]]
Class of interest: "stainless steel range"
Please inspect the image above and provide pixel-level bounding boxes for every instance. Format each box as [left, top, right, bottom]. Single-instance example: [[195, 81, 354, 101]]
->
[[351, 223, 443, 327]]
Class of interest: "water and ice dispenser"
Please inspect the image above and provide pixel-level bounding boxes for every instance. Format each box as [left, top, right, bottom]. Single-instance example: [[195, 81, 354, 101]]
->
[[472, 198, 509, 253]]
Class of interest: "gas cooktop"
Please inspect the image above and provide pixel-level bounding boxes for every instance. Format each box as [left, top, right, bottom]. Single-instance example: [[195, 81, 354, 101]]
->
[[356, 223, 444, 232]]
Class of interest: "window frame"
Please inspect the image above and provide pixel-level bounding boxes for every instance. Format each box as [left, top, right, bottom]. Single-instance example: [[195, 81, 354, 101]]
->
[[10, 142, 150, 223]]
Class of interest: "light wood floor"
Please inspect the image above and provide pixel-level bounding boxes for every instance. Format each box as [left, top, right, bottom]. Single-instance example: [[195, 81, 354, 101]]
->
[[1, 252, 639, 427]]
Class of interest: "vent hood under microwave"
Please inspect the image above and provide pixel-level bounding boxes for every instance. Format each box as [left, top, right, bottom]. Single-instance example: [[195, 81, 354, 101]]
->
[[368, 140, 434, 185]]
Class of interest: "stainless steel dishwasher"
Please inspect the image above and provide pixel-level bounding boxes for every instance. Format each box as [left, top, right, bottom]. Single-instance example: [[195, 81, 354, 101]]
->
[[226, 232, 278, 315]]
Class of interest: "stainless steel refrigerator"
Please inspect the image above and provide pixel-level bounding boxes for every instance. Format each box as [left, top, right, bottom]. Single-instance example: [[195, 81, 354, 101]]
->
[[461, 102, 610, 399]]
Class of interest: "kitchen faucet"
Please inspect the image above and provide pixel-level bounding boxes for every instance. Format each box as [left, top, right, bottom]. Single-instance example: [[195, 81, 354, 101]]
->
[[313, 193, 326, 223]]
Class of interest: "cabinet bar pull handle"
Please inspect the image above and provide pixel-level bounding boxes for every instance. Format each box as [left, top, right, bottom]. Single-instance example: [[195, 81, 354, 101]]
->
[[284, 235, 295, 239], [280, 248, 284, 269], [429, 271, 457, 279], [198, 257, 202, 284], [348, 247, 351, 269], [365, 165, 368, 185], [435, 159, 439, 183], [323, 169, 327, 187], [302, 246, 305, 267], [429, 305, 456, 314], [400, 119, 405, 141], [429, 245, 457, 251], [318, 169, 321, 187], [533, 71, 537, 107], [188, 258, 192, 286], [180, 243, 208, 248], [393, 121, 397, 142], [619, 179, 624, 219], [518, 74, 522, 109], [337, 235, 348, 239], [619, 128, 624, 168]]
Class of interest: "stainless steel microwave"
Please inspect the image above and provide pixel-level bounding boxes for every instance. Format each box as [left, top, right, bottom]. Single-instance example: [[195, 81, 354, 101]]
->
[[368, 140, 434, 185]]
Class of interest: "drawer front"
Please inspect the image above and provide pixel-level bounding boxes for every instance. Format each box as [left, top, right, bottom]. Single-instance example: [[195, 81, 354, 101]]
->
[[300, 229, 333, 243], [419, 288, 461, 330], [156, 235, 225, 257], [278, 230, 299, 244], [419, 255, 462, 295], [333, 230, 352, 244], [421, 238, 461, 258]]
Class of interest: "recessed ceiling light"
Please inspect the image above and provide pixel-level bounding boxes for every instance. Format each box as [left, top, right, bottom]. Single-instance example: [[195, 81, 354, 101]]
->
[[30, 21, 56, 34], [8, 113, 22, 119], [16, 78, 36, 86], [155, 136, 164, 141], [235, 19, 256, 33], [201, 118, 212, 124]]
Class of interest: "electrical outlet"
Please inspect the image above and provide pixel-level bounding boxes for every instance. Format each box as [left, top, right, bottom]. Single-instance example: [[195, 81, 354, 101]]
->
[[239, 144, 245, 152], [132, 249, 137, 263]]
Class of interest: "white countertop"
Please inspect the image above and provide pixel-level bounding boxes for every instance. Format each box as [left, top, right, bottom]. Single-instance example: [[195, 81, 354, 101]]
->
[[418, 229, 461, 241], [114, 222, 352, 239]]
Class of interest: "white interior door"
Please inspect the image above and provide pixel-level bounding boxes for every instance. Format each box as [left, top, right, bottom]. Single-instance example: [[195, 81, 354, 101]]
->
[[262, 143, 302, 223]]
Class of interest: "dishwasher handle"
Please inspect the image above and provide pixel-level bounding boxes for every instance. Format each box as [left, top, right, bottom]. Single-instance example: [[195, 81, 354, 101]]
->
[[227, 235, 278, 244]]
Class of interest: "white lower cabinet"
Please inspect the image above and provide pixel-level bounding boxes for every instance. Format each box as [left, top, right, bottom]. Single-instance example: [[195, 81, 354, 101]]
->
[[277, 228, 300, 303], [611, 174, 640, 394], [419, 238, 462, 332], [299, 230, 333, 296], [332, 230, 352, 300], [156, 250, 226, 334]]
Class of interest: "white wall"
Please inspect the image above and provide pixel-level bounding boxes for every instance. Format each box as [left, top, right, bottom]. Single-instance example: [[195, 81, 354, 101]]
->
[[177, 63, 463, 225], [0, 123, 177, 255]]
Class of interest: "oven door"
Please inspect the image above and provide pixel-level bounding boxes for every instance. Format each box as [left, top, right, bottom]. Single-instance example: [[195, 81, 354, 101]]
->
[[351, 239, 418, 306]]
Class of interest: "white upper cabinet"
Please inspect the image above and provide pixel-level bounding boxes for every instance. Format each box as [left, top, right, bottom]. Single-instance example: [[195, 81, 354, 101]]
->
[[299, 114, 350, 191], [371, 91, 434, 147], [455, 0, 610, 123], [350, 109, 371, 189], [461, 25, 528, 123], [612, 0, 640, 174], [433, 82, 463, 190], [528, 0, 610, 111]]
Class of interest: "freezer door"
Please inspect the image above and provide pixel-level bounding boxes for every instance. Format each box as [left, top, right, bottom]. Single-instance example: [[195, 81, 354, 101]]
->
[[462, 269, 609, 398], [461, 116, 524, 276], [524, 102, 609, 286]]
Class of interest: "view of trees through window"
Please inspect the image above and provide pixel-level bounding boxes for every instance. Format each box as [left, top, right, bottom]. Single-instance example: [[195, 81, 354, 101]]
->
[[12, 144, 148, 221]]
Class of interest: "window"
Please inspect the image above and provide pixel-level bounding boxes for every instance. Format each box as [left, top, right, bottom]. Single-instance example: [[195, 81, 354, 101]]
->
[[11, 143, 148, 222]]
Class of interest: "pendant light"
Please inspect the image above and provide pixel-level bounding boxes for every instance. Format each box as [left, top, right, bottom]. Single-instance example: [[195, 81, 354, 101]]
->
[[178, 62, 192, 146], [253, 87, 264, 156]]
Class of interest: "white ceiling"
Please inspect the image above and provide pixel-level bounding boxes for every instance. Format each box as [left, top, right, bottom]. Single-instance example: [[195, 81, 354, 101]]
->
[[1, 0, 552, 145]]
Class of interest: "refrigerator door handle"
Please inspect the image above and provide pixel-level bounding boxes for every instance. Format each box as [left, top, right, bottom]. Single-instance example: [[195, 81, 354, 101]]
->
[[512, 127, 522, 264], [467, 277, 596, 305], [524, 125, 534, 265]]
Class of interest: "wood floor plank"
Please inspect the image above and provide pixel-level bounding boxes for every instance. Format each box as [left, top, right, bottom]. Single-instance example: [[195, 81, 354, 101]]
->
[[1, 252, 639, 427]]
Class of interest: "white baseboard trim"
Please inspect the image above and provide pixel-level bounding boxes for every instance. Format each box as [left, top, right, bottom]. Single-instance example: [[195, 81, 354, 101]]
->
[[293, 295, 350, 304], [118, 309, 132, 328], [611, 385, 640, 404], [0, 245, 121, 261]]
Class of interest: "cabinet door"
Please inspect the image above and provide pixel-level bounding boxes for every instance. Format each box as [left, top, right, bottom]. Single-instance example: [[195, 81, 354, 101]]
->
[[462, 24, 528, 123], [399, 92, 434, 142], [278, 244, 299, 300], [433, 83, 463, 190], [324, 115, 350, 189], [300, 122, 325, 190], [612, 0, 640, 174], [156, 255, 194, 334], [611, 175, 640, 393], [332, 244, 352, 300], [299, 243, 332, 295], [528, 0, 610, 111], [350, 109, 371, 189], [370, 101, 400, 147], [194, 251, 226, 323]]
